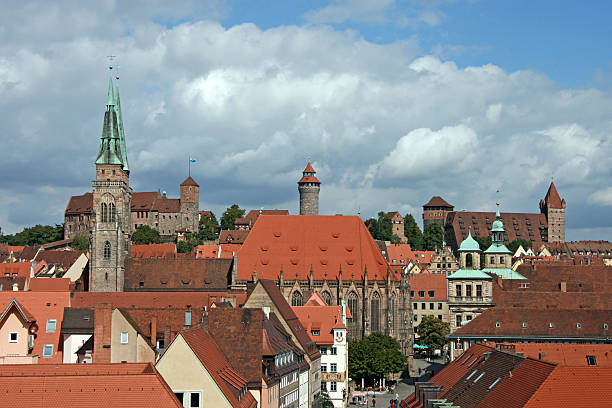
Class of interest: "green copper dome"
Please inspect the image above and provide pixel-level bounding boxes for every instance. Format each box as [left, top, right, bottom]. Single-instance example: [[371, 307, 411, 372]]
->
[[491, 218, 504, 232], [458, 231, 481, 252]]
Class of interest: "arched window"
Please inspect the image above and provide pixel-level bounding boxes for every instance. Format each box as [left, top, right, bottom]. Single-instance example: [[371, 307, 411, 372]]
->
[[109, 203, 116, 222], [347, 292, 359, 339], [321, 291, 332, 305], [104, 241, 111, 260], [390, 294, 397, 331], [371, 292, 381, 333], [291, 291, 303, 306], [101, 203, 108, 222], [465, 253, 473, 268]]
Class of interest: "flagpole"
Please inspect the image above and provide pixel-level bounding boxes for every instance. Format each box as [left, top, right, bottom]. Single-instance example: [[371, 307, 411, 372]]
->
[[188, 156, 191, 177]]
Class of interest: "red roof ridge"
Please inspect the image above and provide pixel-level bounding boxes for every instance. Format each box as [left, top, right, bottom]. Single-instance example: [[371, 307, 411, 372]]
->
[[543, 181, 564, 208], [180, 176, 199, 187], [423, 196, 454, 208], [303, 162, 316, 173]]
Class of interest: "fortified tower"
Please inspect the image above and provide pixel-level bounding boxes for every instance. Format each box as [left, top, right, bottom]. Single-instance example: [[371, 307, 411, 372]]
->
[[540, 181, 566, 242], [90, 72, 132, 292], [180, 176, 200, 233], [298, 162, 321, 216]]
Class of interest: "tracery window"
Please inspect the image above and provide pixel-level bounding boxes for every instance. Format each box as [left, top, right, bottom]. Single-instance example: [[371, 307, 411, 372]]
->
[[104, 241, 111, 260], [291, 291, 303, 306]]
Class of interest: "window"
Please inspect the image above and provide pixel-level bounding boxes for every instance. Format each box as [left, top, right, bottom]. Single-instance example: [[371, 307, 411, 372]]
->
[[413, 315, 418, 322], [605, 323, 609, 330], [330, 363, 337, 373], [428, 290, 435, 297], [104, 241, 111, 260], [46, 319, 57, 333], [330, 381, 337, 392], [190, 392, 201, 408], [421, 303, 426, 310], [321, 381, 327, 391], [101, 202, 108, 222], [576, 323, 581, 329], [312, 330, 320, 336], [499, 256, 504, 264], [370, 292, 380, 333], [490, 256, 495, 264], [438, 303, 442, 310], [9, 332, 18, 343], [418, 291, 425, 297], [549, 322, 554, 328], [437, 315, 442, 320], [120, 332, 129, 344], [321, 363, 327, 372], [495, 322, 500, 328], [587, 355, 597, 366], [413, 303, 418, 309], [291, 291, 303, 306], [43, 344, 53, 358], [429, 303, 434, 310], [185, 311, 192, 327], [320, 347, 327, 355], [456, 315, 462, 327], [466, 285, 472, 297], [522, 322, 527, 328], [331, 347, 337, 355], [410, 290, 415, 297], [476, 285, 482, 297], [110, 203, 116, 222], [456, 285, 462, 297]]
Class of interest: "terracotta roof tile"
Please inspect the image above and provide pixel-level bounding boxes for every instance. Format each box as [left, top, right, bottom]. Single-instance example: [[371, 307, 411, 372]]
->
[[303, 162, 316, 173], [180, 176, 199, 187], [65, 193, 93, 214], [292, 304, 347, 344], [486, 342, 612, 367], [220, 229, 250, 244], [0, 363, 182, 408], [195, 244, 241, 259], [130, 191, 161, 211], [409, 273, 447, 301], [153, 197, 181, 213], [130, 244, 176, 258], [71, 291, 247, 310], [542, 181, 564, 209], [28, 278, 71, 292], [237, 215, 390, 281], [0, 262, 32, 279], [423, 196, 454, 208], [34, 250, 85, 269]]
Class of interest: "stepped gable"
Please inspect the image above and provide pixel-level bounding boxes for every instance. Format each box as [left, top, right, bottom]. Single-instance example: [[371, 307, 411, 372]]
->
[[123, 258, 232, 291], [236, 215, 390, 281], [524, 366, 612, 408], [0, 363, 182, 408], [423, 196, 453, 208], [542, 181, 564, 209], [174, 328, 257, 408], [65, 193, 93, 215]]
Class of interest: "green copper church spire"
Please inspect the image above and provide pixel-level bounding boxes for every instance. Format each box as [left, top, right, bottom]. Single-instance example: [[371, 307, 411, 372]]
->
[[114, 84, 130, 172], [95, 74, 124, 166]]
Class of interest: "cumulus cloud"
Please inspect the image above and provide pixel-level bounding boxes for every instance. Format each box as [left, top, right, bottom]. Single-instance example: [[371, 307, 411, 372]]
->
[[0, 2, 612, 241], [589, 187, 612, 206]]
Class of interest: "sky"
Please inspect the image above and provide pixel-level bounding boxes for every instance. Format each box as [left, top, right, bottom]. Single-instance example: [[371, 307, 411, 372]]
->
[[1, 0, 611, 241]]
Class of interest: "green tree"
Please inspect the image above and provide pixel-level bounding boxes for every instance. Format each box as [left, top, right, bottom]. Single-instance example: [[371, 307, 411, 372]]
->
[[72, 236, 89, 251], [1, 224, 64, 246], [423, 223, 444, 251], [198, 211, 219, 241], [348, 333, 407, 384], [508, 239, 532, 254], [131, 225, 161, 245], [312, 391, 334, 408], [220, 204, 246, 230], [177, 232, 203, 253], [416, 315, 450, 352], [365, 212, 397, 242], [404, 214, 424, 250]]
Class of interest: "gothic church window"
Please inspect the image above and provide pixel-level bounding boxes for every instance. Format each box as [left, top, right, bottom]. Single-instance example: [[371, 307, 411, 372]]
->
[[370, 292, 380, 333], [110, 203, 116, 222], [101, 203, 108, 222], [347, 292, 359, 339], [104, 241, 111, 260], [291, 291, 303, 306], [321, 291, 332, 305]]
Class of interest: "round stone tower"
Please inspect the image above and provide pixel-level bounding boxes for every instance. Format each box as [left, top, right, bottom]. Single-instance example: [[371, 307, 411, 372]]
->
[[298, 162, 321, 215]]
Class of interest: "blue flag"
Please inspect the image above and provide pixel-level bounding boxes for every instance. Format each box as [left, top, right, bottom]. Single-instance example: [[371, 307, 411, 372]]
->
[[189, 158, 196, 163]]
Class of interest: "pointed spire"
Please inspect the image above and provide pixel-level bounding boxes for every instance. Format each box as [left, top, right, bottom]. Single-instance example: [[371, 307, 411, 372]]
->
[[495, 202, 501, 218], [544, 181, 564, 208], [106, 77, 115, 106], [114, 84, 129, 172]]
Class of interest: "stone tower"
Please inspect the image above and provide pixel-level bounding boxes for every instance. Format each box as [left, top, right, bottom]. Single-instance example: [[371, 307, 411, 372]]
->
[[540, 181, 566, 243], [180, 176, 200, 233], [298, 162, 320, 215], [90, 75, 132, 292], [422, 196, 454, 229]]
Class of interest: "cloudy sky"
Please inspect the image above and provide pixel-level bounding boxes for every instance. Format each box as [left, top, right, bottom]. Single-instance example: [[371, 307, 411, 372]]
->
[[1, 0, 611, 240]]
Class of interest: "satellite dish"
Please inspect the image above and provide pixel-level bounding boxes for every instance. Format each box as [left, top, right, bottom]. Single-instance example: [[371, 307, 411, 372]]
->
[[29, 322, 39, 334]]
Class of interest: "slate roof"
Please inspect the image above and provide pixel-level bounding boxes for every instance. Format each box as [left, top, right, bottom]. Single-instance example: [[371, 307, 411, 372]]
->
[[236, 215, 391, 281], [423, 196, 454, 208], [123, 258, 232, 291], [60, 307, 94, 334], [177, 328, 257, 408], [0, 363, 182, 408]]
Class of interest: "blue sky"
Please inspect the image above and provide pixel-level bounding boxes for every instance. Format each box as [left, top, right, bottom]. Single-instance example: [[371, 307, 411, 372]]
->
[[0, 0, 611, 241]]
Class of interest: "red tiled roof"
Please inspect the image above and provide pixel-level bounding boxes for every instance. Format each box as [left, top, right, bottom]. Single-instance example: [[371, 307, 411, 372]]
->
[[177, 328, 257, 408], [386, 244, 415, 264], [0, 291, 70, 361], [486, 342, 612, 367], [34, 250, 85, 269], [524, 366, 612, 408], [0, 299, 35, 324], [220, 229, 250, 244], [28, 278, 71, 292], [423, 196, 453, 208], [412, 251, 435, 266], [452, 308, 612, 340], [0, 277, 27, 291], [196, 244, 241, 259], [237, 215, 391, 281], [130, 243, 176, 258], [8, 246, 24, 253], [0, 262, 32, 279], [71, 291, 248, 310], [0, 363, 182, 408], [244, 209, 289, 226], [292, 304, 347, 344], [65, 193, 93, 215], [303, 162, 316, 173], [409, 273, 447, 301], [542, 181, 564, 209], [297, 176, 321, 184], [180, 176, 200, 187], [153, 197, 181, 213], [131, 191, 162, 211]]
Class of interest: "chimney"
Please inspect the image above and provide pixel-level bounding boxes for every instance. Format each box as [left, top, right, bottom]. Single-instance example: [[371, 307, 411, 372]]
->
[[560, 281, 567, 292], [151, 317, 157, 349]]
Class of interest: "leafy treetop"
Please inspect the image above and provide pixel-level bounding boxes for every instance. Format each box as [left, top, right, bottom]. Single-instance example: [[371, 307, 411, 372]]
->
[[416, 315, 450, 352], [348, 332, 406, 383], [220, 204, 245, 231], [423, 223, 444, 251], [404, 214, 424, 250], [0, 224, 64, 246], [131, 225, 162, 245]]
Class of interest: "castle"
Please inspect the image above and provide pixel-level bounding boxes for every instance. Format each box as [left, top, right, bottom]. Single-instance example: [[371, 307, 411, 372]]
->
[[64, 72, 199, 290]]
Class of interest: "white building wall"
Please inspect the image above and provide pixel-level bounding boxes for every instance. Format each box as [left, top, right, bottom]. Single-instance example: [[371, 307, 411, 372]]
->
[[320, 328, 348, 408], [298, 370, 308, 408], [63, 334, 92, 363]]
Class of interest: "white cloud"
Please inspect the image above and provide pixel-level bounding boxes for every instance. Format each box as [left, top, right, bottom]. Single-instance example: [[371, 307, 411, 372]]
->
[[304, 0, 394, 24], [589, 187, 612, 206]]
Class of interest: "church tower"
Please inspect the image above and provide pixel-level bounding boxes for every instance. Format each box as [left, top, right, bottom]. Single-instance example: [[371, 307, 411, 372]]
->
[[298, 162, 321, 215], [540, 181, 566, 242], [90, 73, 132, 292]]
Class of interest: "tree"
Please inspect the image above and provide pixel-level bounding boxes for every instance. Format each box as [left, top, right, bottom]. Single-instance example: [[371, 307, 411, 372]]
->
[[365, 212, 396, 242], [131, 225, 161, 245], [198, 211, 219, 241], [177, 233, 202, 253], [72, 236, 89, 251], [312, 391, 334, 408], [423, 223, 443, 251], [0, 224, 64, 246], [348, 333, 407, 384], [220, 204, 245, 230], [416, 315, 450, 352], [404, 214, 424, 250], [508, 239, 532, 254]]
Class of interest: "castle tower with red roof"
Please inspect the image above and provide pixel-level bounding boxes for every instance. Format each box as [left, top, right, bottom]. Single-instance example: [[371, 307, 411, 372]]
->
[[298, 162, 321, 216], [539, 181, 566, 243], [90, 71, 132, 292], [180, 176, 200, 233], [423, 196, 454, 229]]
